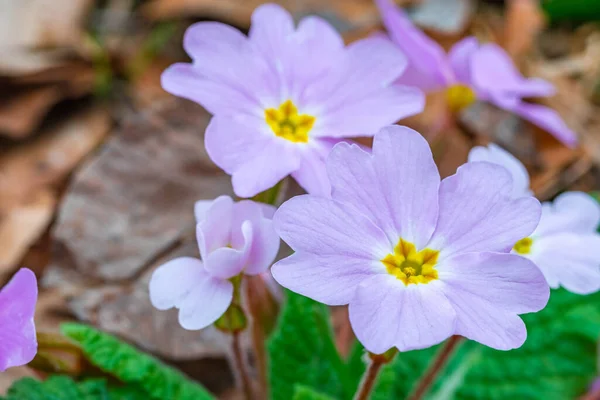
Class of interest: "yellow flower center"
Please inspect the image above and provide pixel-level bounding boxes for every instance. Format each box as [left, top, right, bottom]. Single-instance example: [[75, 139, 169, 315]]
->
[[445, 84, 477, 113], [513, 237, 533, 255], [382, 239, 440, 285], [264, 100, 315, 143]]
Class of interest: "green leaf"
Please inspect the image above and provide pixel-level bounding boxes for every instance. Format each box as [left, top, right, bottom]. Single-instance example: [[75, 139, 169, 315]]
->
[[292, 385, 337, 400], [1, 376, 145, 400], [60, 323, 214, 400], [268, 291, 351, 400], [542, 0, 600, 22], [372, 288, 600, 399]]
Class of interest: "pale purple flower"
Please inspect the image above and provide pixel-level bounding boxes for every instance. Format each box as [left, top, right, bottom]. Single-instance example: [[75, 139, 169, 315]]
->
[[162, 3, 424, 198], [375, 0, 577, 147], [469, 144, 600, 294], [272, 126, 549, 353], [0, 268, 38, 371], [149, 196, 280, 330]]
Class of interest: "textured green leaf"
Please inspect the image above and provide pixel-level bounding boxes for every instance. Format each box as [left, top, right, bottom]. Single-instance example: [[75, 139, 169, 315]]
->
[[0, 376, 146, 400], [292, 385, 337, 400], [60, 323, 214, 400], [268, 291, 351, 400]]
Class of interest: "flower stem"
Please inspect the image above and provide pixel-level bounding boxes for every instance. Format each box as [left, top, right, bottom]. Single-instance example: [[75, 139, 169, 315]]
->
[[231, 331, 253, 400], [408, 335, 464, 400], [353, 356, 384, 400]]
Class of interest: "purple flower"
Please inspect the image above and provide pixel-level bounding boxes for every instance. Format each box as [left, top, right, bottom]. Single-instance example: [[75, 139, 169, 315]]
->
[[272, 126, 549, 353], [470, 144, 600, 294], [375, 0, 577, 147], [149, 196, 280, 330], [0, 268, 38, 371], [162, 3, 425, 198]]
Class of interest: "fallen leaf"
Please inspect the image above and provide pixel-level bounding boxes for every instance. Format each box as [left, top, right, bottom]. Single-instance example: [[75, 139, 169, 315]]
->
[[0, 189, 55, 273], [0, 86, 61, 138], [503, 0, 546, 61]]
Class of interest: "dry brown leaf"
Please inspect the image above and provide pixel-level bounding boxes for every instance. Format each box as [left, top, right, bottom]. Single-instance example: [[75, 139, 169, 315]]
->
[[503, 0, 546, 61], [0, 0, 94, 50], [0, 86, 61, 138], [0, 189, 55, 273], [0, 106, 110, 208]]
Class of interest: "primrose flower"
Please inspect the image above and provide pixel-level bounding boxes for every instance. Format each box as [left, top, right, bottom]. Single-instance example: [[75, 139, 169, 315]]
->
[[469, 144, 600, 294], [162, 3, 424, 198], [272, 126, 549, 353], [0, 268, 38, 371], [375, 0, 577, 147], [149, 196, 280, 330]]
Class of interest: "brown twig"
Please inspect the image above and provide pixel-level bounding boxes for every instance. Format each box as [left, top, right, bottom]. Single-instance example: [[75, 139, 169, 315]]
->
[[408, 335, 464, 400], [231, 331, 253, 400]]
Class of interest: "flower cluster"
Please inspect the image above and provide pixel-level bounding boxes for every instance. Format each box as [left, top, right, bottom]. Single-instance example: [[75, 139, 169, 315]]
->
[[152, 0, 595, 365], [375, 0, 577, 147], [149, 196, 279, 330]]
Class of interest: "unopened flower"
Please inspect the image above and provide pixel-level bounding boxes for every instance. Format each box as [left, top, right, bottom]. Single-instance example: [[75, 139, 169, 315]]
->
[[375, 0, 577, 147], [0, 268, 38, 371], [272, 126, 548, 353], [162, 3, 424, 197], [470, 144, 600, 294], [149, 196, 280, 330]]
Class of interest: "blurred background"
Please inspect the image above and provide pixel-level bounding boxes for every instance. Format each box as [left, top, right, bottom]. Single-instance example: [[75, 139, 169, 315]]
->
[[1, 0, 600, 397]]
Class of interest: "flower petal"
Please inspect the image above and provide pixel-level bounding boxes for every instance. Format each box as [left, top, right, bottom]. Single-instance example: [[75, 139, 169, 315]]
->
[[204, 221, 253, 279], [291, 140, 335, 197], [205, 116, 302, 198], [535, 192, 600, 236], [428, 162, 541, 259], [374, 0, 452, 91], [317, 85, 425, 137], [349, 274, 456, 353], [196, 195, 233, 259], [149, 257, 233, 330], [274, 195, 390, 259], [510, 102, 577, 148], [328, 126, 440, 249], [529, 233, 600, 294], [0, 268, 38, 371], [438, 252, 549, 314], [194, 200, 213, 223], [471, 43, 555, 99], [272, 252, 380, 306], [441, 284, 528, 350], [248, 3, 294, 62], [245, 218, 280, 275], [447, 36, 479, 85], [468, 144, 532, 198], [161, 64, 260, 116]]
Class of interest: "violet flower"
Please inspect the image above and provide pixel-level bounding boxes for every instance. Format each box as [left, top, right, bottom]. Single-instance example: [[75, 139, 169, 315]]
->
[[375, 0, 577, 147], [162, 3, 424, 197], [149, 196, 280, 330], [470, 144, 600, 294], [272, 126, 549, 353], [0, 268, 38, 371]]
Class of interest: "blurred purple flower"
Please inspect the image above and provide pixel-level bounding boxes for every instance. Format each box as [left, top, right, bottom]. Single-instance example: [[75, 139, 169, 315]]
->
[[161, 3, 425, 198], [272, 126, 549, 353], [149, 196, 280, 330], [470, 144, 600, 294], [375, 0, 577, 147], [0, 268, 38, 371]]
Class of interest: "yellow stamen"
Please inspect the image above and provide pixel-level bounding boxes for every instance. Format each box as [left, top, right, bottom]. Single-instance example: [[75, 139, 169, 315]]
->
[[445, 84, 477, 113], [265, 100, 315, 143], [513, 237, 533, 255], [382, 239, 440, 285]]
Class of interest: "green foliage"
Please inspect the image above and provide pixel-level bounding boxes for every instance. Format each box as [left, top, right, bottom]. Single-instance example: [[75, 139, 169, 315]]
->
[[60, 323, 214, 400], [268, 291, 352, 400], [270, 288, 600, 400], [542, 0, 600, 22], [0, 376, 146, 400]]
